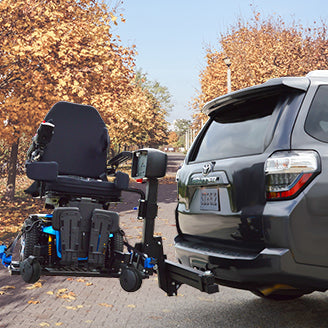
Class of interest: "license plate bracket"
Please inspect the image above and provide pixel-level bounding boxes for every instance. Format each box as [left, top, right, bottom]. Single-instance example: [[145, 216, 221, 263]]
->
[[200, 188, 219, 211]]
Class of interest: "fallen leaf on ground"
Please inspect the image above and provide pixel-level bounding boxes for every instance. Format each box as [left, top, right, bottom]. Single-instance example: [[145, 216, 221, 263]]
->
[[46, 291, 54, 295], [99, 303, 113, 308], [26, 282, 42, 289], [76, 278, 87, 282], [58, 291, 76, 300], [65, 306, 77, 310], [65, 305, 83, 310], [86, 282, 93, 286], [56, 288, 76, 300], [127, 304, 136, 308], [28, 299, 40, 304], [55, 323, 63, 326], [57, 288, 68, 294], [39, 323, 50, 327], [1, 285, 15, 290]]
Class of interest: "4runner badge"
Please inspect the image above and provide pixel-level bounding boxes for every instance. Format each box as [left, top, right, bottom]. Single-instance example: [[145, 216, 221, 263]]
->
[[202, 162, 214, 176]]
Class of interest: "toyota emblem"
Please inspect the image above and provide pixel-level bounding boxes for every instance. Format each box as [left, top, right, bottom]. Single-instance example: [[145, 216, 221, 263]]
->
[[202, 162, 214, 176]]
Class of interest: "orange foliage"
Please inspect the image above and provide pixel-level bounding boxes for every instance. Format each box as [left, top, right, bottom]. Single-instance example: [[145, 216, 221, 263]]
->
[[167, 131, 178, 145], [0, 0, 168, 149], [193, 12, 328, 122]]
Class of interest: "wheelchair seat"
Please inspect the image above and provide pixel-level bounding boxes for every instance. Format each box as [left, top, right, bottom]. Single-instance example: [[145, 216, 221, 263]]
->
[[45, 176, 121, 201], [25, 101, 125, 202]]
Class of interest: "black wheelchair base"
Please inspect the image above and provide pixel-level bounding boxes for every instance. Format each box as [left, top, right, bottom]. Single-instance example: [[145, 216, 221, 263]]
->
[[4, 176, 219, 296]]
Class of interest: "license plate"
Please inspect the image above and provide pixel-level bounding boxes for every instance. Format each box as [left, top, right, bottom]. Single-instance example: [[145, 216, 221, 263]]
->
[[200, 189, 219, 211]]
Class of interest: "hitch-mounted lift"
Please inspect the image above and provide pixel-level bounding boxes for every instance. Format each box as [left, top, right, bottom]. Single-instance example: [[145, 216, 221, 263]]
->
[[0, 108, 219, 296], [128, 150, 218, 295]]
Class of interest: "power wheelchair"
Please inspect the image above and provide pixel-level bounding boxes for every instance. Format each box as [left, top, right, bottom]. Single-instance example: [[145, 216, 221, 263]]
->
[[0, 101, 219, 296]]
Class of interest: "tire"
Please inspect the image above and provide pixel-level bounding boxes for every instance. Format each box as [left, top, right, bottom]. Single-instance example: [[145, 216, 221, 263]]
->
[[112, 232, 124, 253], [20, 257, 41, 284], [250, 288, 312, 301], [20, 218, 40, 260], [119, 266, 143, 292], [106, 232, 124, 271]]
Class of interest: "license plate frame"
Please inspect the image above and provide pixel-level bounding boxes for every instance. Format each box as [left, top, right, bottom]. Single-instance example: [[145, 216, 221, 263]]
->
[[200, 188, 219, 211]]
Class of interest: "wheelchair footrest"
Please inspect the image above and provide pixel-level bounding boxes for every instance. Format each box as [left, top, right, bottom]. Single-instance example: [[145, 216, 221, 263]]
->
[[41, 266, 120, 278], [88, 210, 119, 266]]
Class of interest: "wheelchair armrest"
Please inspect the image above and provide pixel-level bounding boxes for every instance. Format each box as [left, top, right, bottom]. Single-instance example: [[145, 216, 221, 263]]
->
[[26, 161, 58, 182], [107, 151, 132, 174]]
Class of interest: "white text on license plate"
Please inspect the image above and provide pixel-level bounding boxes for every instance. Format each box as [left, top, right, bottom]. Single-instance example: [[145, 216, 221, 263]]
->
[[200, 189, 219, 211]]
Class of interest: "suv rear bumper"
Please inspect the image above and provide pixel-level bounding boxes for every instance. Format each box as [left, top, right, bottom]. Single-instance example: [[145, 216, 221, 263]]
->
[[174, 236, 328, 291]]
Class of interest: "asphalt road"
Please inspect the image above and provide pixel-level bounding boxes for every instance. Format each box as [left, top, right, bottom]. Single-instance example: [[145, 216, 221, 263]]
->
[[1, 154, 328, 328]]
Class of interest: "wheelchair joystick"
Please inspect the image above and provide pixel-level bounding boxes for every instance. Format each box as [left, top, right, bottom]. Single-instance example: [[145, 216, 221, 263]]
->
[[27, 120, 55, 162]]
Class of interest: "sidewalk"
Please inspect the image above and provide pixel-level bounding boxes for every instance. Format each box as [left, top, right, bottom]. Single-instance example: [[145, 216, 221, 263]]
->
[[0, 182, 216, 328]]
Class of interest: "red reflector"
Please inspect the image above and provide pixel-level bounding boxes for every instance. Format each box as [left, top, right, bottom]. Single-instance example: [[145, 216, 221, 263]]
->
[[136, 178, 144, 183], [267, 173, 313, 200]]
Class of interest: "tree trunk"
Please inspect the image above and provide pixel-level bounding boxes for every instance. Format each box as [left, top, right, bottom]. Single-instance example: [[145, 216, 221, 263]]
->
[[5, 138, 19, 201]]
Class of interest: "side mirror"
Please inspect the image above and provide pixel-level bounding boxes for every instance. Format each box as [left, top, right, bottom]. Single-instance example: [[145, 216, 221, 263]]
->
[[131, 148, 167, 179]]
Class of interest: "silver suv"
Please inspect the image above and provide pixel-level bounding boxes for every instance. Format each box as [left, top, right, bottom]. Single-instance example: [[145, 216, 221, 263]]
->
[[175, 71, 328, 300]]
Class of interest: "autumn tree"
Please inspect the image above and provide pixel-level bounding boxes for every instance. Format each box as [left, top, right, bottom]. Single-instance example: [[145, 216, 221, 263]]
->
[[109, 71, 170, 151], [0, 0, 136, 200], [135, 70, 173, 114], [193, 12, 328, 123], [134, 71, 171, 147], [172, 118, 192, 148], [167, 131, 178, 146]]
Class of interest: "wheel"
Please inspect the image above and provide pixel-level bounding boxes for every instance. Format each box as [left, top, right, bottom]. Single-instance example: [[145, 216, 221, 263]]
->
[[112, 232, 124, 252], [105, 232, 124, 270], [20, 218, 40, 261], [119, 266, 142, 292], [251, 288, 312, 301], [20, 257, 41, 284]]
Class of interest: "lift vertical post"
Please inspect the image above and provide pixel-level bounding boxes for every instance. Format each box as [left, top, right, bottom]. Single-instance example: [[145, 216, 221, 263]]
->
[[132, 149, 219, 296]]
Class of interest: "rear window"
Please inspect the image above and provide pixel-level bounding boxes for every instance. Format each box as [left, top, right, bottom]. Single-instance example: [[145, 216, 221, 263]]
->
[[305, 85, 328, 143], [191, 93, 289, 162]]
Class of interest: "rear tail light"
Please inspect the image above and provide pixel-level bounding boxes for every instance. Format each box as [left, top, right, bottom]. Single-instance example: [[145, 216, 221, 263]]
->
[[265, 151, 320, 200]]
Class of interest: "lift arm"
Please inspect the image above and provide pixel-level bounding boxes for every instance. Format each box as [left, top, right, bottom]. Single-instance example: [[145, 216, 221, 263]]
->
[[131, 149, 219, 296]]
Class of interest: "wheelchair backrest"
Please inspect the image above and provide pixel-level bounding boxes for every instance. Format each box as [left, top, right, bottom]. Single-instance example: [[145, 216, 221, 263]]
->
[[41, 101, 109, 179]]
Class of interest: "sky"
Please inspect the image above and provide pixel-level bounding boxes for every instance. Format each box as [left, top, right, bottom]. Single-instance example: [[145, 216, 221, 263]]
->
[[106, 0, 328, 123]]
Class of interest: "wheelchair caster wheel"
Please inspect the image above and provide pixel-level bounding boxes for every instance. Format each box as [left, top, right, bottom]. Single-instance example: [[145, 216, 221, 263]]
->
[[119, 266, 142, 292], [20, 256, 41, 284]]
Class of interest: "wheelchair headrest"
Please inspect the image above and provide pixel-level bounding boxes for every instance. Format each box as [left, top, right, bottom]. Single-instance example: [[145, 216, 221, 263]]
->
[[41, 101, 109, 179]]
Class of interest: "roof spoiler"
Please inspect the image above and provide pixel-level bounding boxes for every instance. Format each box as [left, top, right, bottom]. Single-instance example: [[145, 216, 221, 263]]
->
[[203, 77, 310, 116]]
